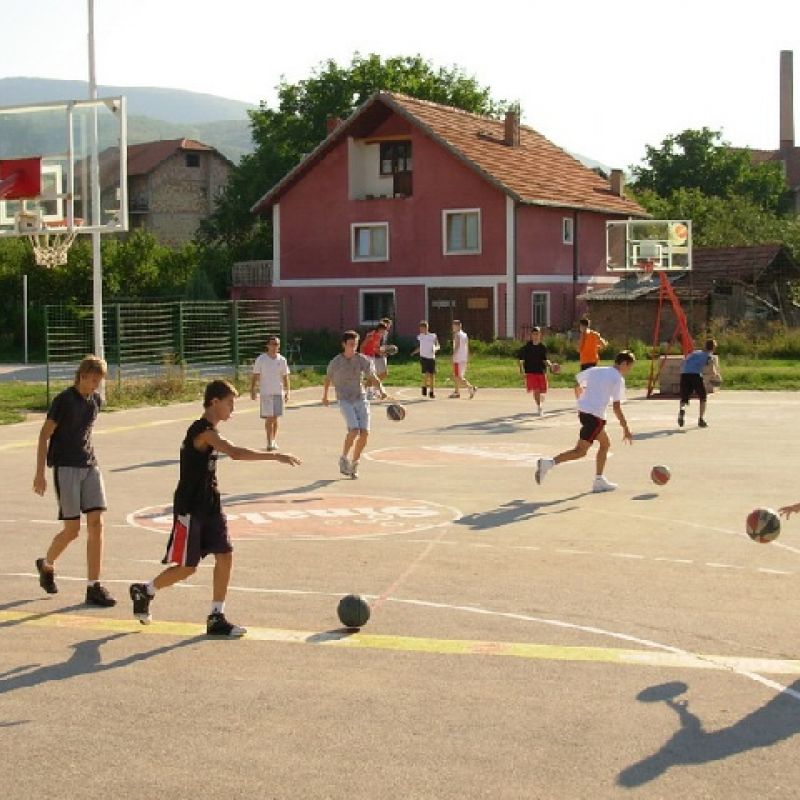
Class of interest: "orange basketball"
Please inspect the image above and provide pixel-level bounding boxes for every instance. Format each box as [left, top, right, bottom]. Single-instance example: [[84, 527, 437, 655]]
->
[[650, 465, 671, 486]]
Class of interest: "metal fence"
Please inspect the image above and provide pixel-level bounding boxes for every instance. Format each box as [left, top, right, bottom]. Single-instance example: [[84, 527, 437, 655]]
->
[[44, 300, 284, 399]]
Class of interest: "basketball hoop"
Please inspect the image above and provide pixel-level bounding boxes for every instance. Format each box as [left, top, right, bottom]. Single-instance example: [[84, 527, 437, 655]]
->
[[16, 212, 82, 267], [635, 260, 656, 284]]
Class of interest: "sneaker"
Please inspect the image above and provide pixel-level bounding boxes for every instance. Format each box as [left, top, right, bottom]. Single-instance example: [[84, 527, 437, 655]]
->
[[535, 458, 554, 485], [270, 441, 279, 451], [349, 460, 359, 479], [206, 612, 247, 637], [129, 583, 152, 625], [678, 408, 685, 427], [35, 558, 57, 594], [422, 386, 427, 397], [592, 476, 618, 493], [429, 391, 436, 399], [698, 418, 708, 428], [449, 392, 461, 399], [338, 455, 351, 476], [86, 583, 117, 607], [537, 407, 544, 417], [469, 386, 476, 399]]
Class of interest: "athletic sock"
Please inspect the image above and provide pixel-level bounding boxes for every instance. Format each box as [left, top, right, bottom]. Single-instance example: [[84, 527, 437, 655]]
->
[[145, 582, 156, 597], [211, 601, 225, 615], [87, 580, 99, 587]]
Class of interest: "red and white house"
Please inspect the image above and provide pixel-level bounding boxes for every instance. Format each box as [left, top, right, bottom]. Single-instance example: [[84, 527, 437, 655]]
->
[[242, 92, 647, 340]]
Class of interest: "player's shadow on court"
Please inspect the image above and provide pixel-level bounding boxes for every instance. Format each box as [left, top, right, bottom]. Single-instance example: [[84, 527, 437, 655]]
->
[[0, 632, 203, 697], [427, 410, 572, 436], [111, 458, 179, 473], [224, 480, 337, 505], [632, 429, 684, 441], [0, 602, 89, 630], [455, 496, 587, 531], [617, 680, 800, 788]]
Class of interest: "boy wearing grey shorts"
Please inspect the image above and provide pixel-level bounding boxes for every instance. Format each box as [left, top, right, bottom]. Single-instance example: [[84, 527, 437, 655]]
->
[[322, 330, 386, 479], [32, 355, 116, 607]]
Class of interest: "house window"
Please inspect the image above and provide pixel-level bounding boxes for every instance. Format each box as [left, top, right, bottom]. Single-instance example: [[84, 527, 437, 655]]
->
[[185, 153, 200, 168], [360, 290, 395, 325], [351, 223, 389, 261], [532, 291, 550, 327], [562, 217, 574, 245], [379, 141, 412, 175], [443, 209, 481, 255]]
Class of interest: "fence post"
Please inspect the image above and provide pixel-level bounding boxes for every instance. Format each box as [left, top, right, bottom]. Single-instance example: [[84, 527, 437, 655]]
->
[[45, 306, 51, 405], [177, 302, 185, 368], [115, 303, 122, 393], [232, 300, 240, 382]]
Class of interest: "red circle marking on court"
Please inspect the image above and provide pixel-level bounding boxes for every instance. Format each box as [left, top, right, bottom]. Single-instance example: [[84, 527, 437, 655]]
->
[[365, 443, 542, 468], [128, 493, 461, 540]]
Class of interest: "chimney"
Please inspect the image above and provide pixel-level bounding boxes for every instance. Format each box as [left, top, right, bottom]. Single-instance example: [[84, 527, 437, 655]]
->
[[610, 168, 625, 197], [780, 50, 794, 151], [326, 116, 343, 136], [504, 109, 520, 147]]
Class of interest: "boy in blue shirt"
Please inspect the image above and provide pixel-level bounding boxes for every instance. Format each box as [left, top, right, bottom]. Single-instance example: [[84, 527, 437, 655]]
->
[[678, 339, 720, 428]]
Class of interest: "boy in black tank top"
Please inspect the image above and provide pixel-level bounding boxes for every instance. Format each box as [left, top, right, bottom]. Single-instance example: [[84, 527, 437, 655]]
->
[[129, 380, 301, 636]]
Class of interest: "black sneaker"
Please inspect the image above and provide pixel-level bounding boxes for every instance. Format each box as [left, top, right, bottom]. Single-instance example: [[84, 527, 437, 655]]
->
[[206, 612, 247, 637], [422, 386, 427, 396], [678, 408, 685, 428], [429, 391, 436, 399], [86, 583, 117, 607], [129, 583, 153, 624], [35, 558, 57, 594], [698, 418, 708, 428]]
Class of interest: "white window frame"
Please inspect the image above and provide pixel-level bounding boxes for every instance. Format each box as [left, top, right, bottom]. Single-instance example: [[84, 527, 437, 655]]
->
[[562, 216, 574, 245], [442, 208, 481, 255], [359, 289, 396, 326], [531, 290, 551, 328], [351, 222, 389, 262], [561, 217, 575, 245]]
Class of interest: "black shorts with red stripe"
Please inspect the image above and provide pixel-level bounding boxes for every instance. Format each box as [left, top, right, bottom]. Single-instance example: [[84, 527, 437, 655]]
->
[[578, 412, 606, 443], [162, 510, 233, 567]]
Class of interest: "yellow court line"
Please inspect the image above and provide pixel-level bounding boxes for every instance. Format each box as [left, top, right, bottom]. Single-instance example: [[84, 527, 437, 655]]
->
[[2, 610, 799, 675]]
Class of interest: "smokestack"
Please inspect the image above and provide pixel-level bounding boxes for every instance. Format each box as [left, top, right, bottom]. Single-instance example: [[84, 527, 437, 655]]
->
[[504, 109, 520, 147], [780, 50, 794, 151], [610, 169, 625, 197]]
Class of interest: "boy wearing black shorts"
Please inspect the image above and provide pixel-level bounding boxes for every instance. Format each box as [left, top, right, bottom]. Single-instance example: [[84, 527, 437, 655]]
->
[[32, 355, 116, 607], [678, 339, 720, 428], [129, 380, 300, 636], [410, 320, 440, 398]]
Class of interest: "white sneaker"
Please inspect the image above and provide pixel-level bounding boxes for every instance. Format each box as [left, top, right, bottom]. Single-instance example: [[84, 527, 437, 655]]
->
[[535, 458, 554, 484], [537, 407, 544, 417], [349, 460, 359, 479], [338, 455, 351, 476], [592, 476, 618, 493], [267, 441, 278, 451]]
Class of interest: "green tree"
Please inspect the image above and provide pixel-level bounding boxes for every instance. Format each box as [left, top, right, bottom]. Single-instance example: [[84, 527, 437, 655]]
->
[[201, 53, 506, 251], [631, 128, 788, 212]]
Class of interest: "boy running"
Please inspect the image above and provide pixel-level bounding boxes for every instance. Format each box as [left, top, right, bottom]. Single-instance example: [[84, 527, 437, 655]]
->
[[535, 351, 635, 493], [410, 321, 440, 398], [517, 327, 550, 416], [678, 338, 720, 429], [129, 380, 300, 636], [578, 317, 607, 370], [373, 317, 393, 382], [32, 355, 116, 607], [250, 336, 290, 451], [322, 330, 386, 479], [449, 320, 476, 399]]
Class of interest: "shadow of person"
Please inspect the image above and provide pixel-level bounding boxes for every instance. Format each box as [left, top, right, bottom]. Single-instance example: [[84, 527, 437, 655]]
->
[[111, 458, 179, 473], [0, 631, 204, 697], [618, 679, 800, 788], [455, 495, 587, 532]]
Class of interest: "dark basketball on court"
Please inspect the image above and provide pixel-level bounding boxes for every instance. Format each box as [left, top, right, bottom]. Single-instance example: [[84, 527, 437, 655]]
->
[[746, 507, 781, 543], [650, 464, 671, 486], [386, 403, 406, 421], [337, 594, 371, 628]]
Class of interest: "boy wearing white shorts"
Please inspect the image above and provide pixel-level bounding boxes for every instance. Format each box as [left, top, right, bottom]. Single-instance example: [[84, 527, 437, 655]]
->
[[250, 336, 290, 451], [450, 319, 476, 399]]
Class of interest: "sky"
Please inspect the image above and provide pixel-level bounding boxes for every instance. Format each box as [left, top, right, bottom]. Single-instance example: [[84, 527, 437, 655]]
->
[[1, 0, 798, 169]]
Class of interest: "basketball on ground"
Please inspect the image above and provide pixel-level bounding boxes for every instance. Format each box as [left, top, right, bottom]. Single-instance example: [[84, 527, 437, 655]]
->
[[650, 465, 671, 486], [337, 594, 371, 628], [746, 508, 781, 543], [386, 403, 406, 421]]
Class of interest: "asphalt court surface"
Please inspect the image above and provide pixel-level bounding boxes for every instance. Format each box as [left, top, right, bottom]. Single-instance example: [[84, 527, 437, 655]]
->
[[2, 384, 800, 799]]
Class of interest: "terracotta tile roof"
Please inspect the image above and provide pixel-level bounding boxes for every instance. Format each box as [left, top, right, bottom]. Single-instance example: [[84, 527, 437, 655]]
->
[[252, 92, 646, 217], [126, 138, 219, 176], [585, 244, 797, 300]]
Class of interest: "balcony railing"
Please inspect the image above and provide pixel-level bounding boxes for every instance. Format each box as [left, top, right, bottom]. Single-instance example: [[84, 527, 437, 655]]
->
[[232, 260, 273, 287]]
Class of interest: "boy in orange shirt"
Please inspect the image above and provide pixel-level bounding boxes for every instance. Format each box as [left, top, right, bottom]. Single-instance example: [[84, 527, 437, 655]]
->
[[578, 317, 607, 371]]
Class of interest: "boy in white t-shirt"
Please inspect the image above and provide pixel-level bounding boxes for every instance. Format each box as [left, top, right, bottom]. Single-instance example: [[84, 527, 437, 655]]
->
[[535, 351, 635, 493], [250, 336, 290, 451], [449, 319, 476, 399], [410, 320, 440, 398]]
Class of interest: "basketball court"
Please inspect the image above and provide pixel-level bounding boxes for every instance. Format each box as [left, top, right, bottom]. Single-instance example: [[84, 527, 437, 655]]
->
[[1, 384, 799, 798]]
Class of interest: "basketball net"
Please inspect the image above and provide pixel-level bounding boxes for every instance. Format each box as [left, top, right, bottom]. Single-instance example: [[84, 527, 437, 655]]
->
[[635, 259, 656, 284], [16, 213, 80, 268]]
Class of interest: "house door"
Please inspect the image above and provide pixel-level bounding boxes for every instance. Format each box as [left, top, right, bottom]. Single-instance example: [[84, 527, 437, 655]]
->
[[427, 287, 494, 343]]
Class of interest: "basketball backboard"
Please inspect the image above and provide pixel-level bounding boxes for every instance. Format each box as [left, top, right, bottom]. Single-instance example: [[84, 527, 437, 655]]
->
[[0, 97, 128, 237], [606, 219, 692, 272]]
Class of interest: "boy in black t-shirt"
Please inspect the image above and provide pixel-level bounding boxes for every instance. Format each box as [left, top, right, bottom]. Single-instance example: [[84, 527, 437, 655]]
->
[[517, 327, 551, 416], [33, 355, 116, 606], [129, 380, 301, 636]]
